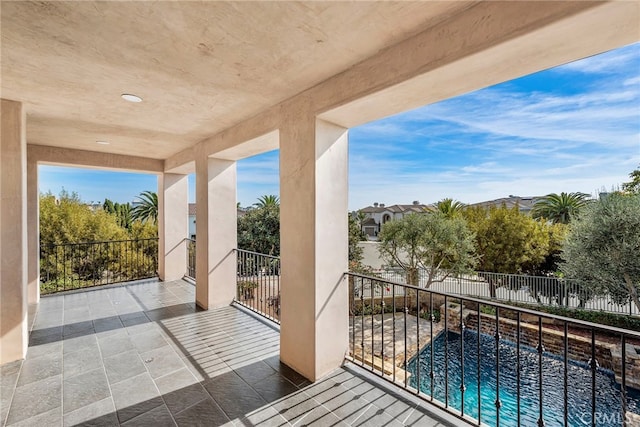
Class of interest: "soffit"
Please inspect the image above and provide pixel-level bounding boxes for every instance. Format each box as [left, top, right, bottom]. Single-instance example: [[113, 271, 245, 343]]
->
[[1, 1, 474, 159]]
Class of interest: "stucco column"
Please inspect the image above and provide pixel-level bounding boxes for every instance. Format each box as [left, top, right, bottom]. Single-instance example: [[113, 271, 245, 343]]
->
[[27, 154, 39, 304], [279, 116, 349, 381], [1, 99, 28, 364], [195, 154, 237, 309], [158, 173, 188, 281]]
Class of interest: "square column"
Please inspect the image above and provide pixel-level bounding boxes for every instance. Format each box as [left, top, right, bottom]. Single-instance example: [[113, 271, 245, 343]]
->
[[158, 173, 189, 281], [195, 155, 237, 309], [279, 117, 349, 381], [27, 154, 39, 304], [1, 99, 28, 364]]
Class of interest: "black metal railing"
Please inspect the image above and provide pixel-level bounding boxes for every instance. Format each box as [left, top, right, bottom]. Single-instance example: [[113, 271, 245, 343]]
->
[[235, 249, 281, 323], [186, 238, 196, 279], [371, 268, 638, 316], [40, 238, 158, 294], [347, 272, 640, 427]]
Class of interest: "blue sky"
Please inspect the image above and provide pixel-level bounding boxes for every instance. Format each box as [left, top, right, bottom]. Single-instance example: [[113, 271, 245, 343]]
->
[[40, 42, 639, 210]]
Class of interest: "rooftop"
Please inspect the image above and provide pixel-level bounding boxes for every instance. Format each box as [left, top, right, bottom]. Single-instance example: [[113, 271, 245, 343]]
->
[[1, 279, 454, 426]]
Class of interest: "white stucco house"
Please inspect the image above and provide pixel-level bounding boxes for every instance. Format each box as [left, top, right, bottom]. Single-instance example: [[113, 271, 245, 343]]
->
[[357, 201, 430, 239]]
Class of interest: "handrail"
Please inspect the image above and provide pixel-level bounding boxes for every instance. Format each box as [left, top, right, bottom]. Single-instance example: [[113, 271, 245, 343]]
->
[[345, 271, 640, 427], [347, 272, 640, 338], [234, 248, 280, 260]]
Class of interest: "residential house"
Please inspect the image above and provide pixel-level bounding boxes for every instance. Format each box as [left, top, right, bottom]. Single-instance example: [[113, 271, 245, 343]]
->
[[358, 201, 430, 239]]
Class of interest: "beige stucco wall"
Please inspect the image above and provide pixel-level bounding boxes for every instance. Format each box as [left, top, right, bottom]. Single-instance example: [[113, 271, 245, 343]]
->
[[158, 174, 188, 282], [1, 99, 28, 364]]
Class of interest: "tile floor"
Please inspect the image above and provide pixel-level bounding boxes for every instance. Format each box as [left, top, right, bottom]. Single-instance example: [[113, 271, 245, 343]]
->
[[0, 279, 456, 426]]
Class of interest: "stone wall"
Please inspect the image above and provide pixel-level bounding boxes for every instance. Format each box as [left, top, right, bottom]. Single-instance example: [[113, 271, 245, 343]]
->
[[443, 303, 640, 390]]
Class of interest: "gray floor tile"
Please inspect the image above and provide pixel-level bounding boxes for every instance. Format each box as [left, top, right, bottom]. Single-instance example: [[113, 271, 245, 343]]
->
[[272, 390, 320, 424], [234, 361, 277, 386], [103, 350, 147, 385], [16, 351, 62, 387], [294, 405, 347, 427], [121, 404, 176, 427], [63, 321, 95, 337], [154, 368, 208, 415], [131, 330, 168, 353], [140, 345, 185, 379], [1, 280, 452, 427], [97, 330, 135, 358], [203, 372, 267, 420], [63, 345, 103, 379], [7, 406, 62, 427], [352, 404, 404, 426], [111, 372, 163, 423], [236, 404, 289, 427], [63, 334, 98, 355], [25, 340, 62, 361], [173, 398, 230, 427], [63, 368, 110, 414], [5, 375, 61, 425], [251, 373, 300, 403], [63, 397, 118, 427]]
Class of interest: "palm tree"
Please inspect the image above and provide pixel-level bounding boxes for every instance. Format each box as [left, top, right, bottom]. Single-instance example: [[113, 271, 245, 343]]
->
[[531, 192, 590, 224], [131, 191, 158, 224], [428, 198, 465, 219], [254, 195, 279, 208]]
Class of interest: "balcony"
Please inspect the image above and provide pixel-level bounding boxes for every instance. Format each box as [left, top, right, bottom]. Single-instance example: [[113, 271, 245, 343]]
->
[[0, 279, 455, 427]]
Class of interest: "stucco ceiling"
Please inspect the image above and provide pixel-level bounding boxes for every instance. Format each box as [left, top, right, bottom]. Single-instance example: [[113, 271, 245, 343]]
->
[[1, 1, 475, 159]]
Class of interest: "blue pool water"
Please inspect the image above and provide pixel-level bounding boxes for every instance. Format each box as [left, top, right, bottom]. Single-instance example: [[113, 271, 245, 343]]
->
[[407, 330, 640, 427]]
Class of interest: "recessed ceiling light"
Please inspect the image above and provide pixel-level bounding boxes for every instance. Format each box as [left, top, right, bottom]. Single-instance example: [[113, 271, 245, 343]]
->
[[96, 141, 110, 145], [121, 93, 142, 103]]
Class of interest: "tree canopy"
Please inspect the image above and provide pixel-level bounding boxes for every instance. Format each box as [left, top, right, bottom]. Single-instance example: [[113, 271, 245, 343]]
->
[[561, 192, 640, 312], [622, 166, 640, 194], [378, 212, 477, 287], [531, 192, 590, 224], [254, 194, 280, 208], [238, 202, 280, 256], [463, 205, 551, 275], [131, 191, 158, 224], [428, 198, 465, 219]]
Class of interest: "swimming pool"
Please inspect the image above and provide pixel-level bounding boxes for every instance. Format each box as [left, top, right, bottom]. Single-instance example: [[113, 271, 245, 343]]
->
[[407, 330, 640, 427]]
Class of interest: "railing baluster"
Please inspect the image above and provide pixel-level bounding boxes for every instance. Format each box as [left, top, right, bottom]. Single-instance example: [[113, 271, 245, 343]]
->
[[564, 320, 568, 427], [430, 291, 434, 401], [538, 316, 544, 427], [621, 335, 627, 427], [477, 301, 481, 426], [444, 294, 449, 408], [415, 288, 420, 397], [590, 329, 596, 427], [495, 307, 501, 427], [460, 298, 465, 417], [392, 282, 396, 384]]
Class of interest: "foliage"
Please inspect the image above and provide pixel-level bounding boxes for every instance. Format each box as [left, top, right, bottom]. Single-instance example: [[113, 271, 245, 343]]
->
[[348, 214, 365, 267], [622, 166, 640, 194], [131, 191, 158, 224], [237, 202, 280, 256], [39, 190, 157, 294], [428, 198, 465, 219], [561, 193, 640, 312], [463, 205, 551, 275], [254, 194, 280, 208], [103, 198, 132, 230], [40, 190, 128, 247], [378, 212, 477, 288], [511, 303, 640, 332], [531, 192, 590, 224]]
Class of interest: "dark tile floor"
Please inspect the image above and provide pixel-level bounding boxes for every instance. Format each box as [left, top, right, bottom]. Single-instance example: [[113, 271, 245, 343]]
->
[[0, 279, 455, 426]]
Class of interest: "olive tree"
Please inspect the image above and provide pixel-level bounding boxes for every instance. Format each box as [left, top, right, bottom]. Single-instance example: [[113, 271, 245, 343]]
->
[[561, 193, 640, 312], [378, 212, 477, 288]]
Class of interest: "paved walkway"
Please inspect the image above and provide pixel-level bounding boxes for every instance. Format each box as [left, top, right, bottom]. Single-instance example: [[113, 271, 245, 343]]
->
[[1, 279, 456, 426]]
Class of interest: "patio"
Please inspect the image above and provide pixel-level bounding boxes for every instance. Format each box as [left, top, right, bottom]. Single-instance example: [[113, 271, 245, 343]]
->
[[0, 279, 455, 427]]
